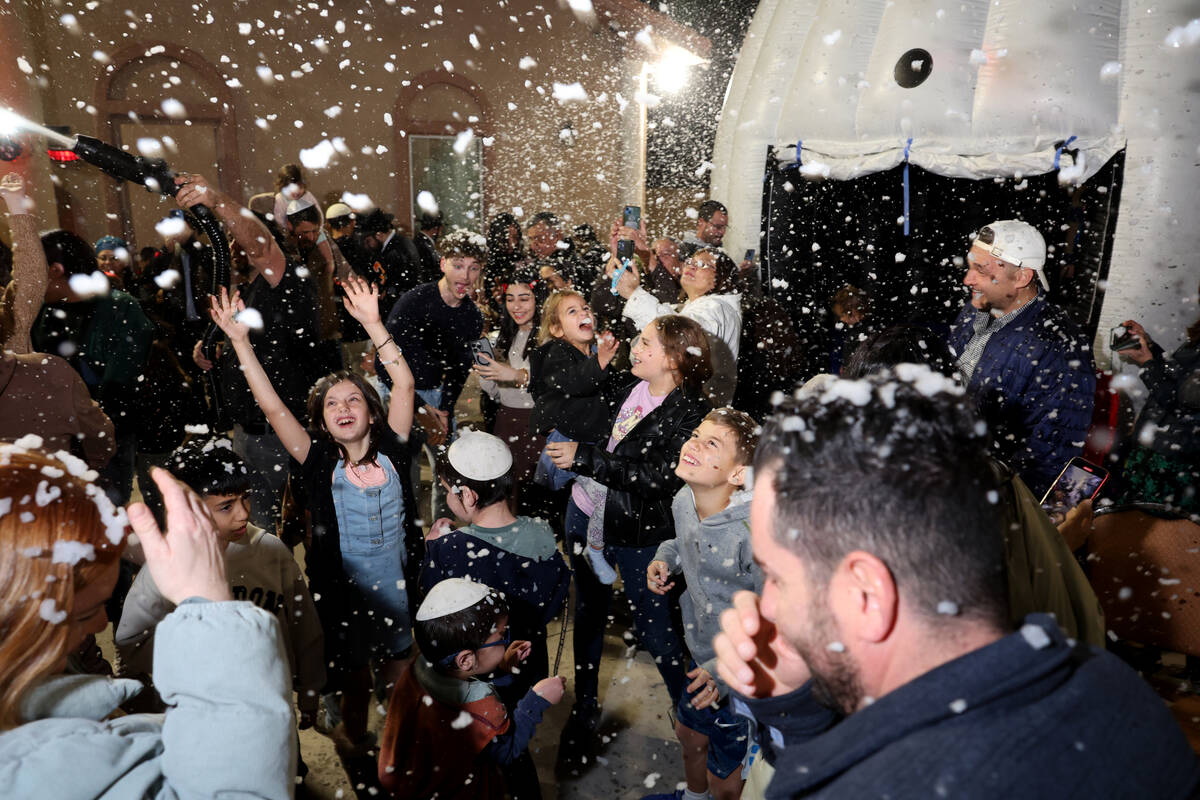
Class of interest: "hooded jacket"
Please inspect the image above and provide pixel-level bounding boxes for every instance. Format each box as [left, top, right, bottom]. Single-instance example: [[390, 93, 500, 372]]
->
[[656, 487, 761, 689], [737, 614, 1200, 800], [0, 601, 295, 800]]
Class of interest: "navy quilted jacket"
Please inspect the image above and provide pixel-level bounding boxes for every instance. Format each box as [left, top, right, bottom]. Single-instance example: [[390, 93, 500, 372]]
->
[[949, 297, 1096, 496]]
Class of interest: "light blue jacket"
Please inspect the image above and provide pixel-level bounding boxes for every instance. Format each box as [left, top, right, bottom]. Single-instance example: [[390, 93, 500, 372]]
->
[[0, 600, 296, 800], [655, 487, 762, 694]]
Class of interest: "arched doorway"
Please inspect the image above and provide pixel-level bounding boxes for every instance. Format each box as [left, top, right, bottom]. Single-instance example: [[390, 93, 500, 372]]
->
[[94, 42, 240, 246], [394, 70, 491, 234]]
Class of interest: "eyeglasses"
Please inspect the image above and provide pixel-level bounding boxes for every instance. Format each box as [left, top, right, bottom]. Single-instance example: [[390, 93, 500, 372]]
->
[[686, 259, 716, 271], [476, 629, 512, 651]]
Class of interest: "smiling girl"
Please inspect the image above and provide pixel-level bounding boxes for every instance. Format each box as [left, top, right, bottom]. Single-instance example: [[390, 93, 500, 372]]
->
[[473, 266, 549, 505], [544, 315, 711, 766], [210, 274, 418, 757], [611, 244, 742, 405]]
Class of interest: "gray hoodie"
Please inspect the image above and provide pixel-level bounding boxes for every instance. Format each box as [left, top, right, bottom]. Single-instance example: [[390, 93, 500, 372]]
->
[[655, 486, 762, 693], [0, 601, 295, 800]]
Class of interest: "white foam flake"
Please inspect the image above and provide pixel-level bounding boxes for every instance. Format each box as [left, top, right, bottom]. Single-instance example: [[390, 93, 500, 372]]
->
[[453, 128, 475, 155], [552, 81, 588, 103], [1020, 623, 1052, 650], [826, 641, 846, 653], [450, 710, 473, 729], [35, 481, 61, 507], [235, 308, 264, 330], [818, 379, 873, 407], [949, 698, 968, 714], [51, 541, 95, 565], [154, 269, 181, 289], [13, 434, 44, 450], [822, 29, 842, 46], [68, 272, 111, 300], [155, 215, 188, 239], [39, 598, 67, 624], [160, 98, 186, 119], [416, 191, 439, 215], [643, 773, 661, 789], [299, 139, 336, 169], [936, 600, 959, 616]]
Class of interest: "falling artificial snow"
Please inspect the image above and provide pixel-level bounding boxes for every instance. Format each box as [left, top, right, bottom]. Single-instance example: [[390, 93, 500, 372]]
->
[[67, 272, 110, 300], [235, 308, 265, 330], [154, 270, 181, 289]]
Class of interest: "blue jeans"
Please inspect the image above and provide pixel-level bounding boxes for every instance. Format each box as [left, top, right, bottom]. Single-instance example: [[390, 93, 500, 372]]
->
[[565, 499, 687, 708]]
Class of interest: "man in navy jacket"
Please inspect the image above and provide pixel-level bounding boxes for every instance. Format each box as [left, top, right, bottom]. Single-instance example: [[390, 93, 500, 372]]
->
[[713, 369, 1200, 799], [948, 220, 1095, 496]]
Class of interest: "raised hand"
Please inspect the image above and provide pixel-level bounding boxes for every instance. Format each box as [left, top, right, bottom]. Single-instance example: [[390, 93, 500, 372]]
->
[[712, 590, 811, 698], [0, 172, 33, 214], [208, 286, 250, 345], [596, 330, 619, 368], [341, 274, 380, 325], [127, 467, 232, 605]]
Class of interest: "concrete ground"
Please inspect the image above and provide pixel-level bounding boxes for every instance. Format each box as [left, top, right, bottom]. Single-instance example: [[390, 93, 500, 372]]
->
[[102, 373, 686, 799]]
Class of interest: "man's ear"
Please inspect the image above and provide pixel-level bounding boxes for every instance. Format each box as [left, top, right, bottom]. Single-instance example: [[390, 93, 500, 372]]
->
[[453, 649, 477, 673], [48, 262, 66, 279], [832, 550, 897, 645], [459, 485, 479, 512], [727, 463, 748, 489], [1015, 266, 1036, 290]]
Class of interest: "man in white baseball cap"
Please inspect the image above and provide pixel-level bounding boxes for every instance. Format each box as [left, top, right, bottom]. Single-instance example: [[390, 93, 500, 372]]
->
[[948, 220, 1096, 496]]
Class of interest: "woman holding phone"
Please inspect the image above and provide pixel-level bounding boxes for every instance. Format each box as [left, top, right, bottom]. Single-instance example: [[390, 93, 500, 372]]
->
[[473, 265, 550, 509]]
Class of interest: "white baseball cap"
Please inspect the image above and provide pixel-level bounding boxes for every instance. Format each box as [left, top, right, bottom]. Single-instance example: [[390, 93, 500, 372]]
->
[[447, 429, 513, 481], [972, 220, 1048, 290], [416, 578, 495, 621]]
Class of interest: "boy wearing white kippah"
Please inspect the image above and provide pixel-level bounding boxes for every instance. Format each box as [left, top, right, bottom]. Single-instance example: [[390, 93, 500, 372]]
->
[[378, 578, 565, 800], [422, 430, 571, 705]]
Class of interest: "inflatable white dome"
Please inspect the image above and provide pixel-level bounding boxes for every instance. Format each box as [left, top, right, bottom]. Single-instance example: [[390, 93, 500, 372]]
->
[[712, 0, 1200, 361]]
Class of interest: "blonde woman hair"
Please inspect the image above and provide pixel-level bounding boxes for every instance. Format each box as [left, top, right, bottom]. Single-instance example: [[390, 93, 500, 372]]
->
[[536, 288, 587, 347], [0, 448, 126, 729]]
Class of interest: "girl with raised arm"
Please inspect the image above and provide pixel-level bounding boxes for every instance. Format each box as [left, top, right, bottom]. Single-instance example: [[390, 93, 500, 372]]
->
[[210, 274, 418, 760]]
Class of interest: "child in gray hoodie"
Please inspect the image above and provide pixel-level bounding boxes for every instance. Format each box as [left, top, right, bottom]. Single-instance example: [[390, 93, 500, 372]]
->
[[647, 407, 761, 800]]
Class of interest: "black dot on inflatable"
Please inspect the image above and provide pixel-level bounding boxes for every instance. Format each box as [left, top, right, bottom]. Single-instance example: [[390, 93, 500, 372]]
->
[[894, 48, 933, 89]]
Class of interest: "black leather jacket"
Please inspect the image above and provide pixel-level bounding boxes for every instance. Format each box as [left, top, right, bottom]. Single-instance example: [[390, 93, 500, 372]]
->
[[571, 378, 710, 548]]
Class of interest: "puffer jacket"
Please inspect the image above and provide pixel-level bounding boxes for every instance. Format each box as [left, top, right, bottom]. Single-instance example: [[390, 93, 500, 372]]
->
[[0, 600, 294, 800], [948, 297, 1096, 496], [571, 378, 709, 548]]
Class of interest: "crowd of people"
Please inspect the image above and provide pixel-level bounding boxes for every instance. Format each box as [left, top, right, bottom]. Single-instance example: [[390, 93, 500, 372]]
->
[[0, 155, 1199, 800]]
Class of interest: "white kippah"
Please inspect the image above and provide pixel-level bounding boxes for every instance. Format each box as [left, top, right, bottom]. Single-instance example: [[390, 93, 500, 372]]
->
[[286, 196, 315, 216], [447, 429, 513, 481], [416, 578, 494, 621]]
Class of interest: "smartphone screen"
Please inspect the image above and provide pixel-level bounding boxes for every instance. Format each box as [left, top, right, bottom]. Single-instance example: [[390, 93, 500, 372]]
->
[[1040, 458, 1108, 524], [744, 249, 756, 262], [616, 239, 634, 261], [623, 205, 641, 230]]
